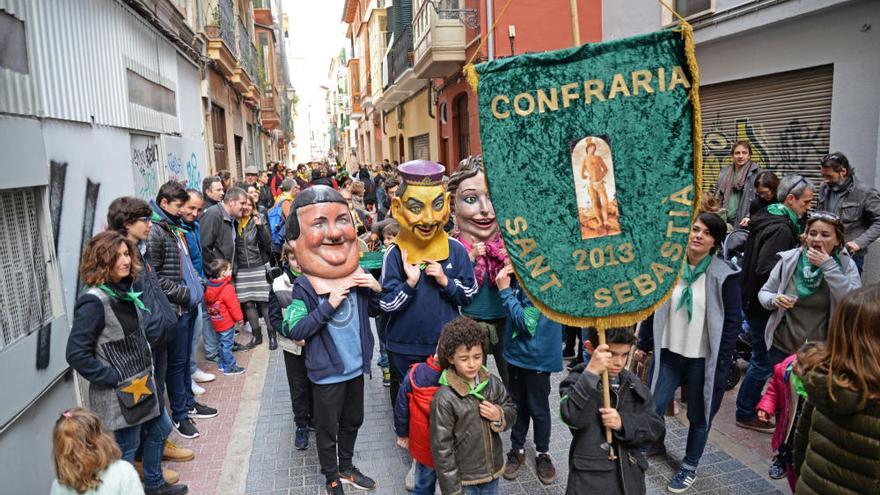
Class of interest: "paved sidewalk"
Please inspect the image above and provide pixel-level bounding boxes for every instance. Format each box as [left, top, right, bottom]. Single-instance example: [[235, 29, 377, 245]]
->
[[162, 331, 269, 495], [244, 349, 785, 495]]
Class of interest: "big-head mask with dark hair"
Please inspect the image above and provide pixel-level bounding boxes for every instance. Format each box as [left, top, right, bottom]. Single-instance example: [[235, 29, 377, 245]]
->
[[288, 186, 361, 290]]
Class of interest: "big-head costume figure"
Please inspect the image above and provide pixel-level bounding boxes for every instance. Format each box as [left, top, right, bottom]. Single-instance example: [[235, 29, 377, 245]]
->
[[283, 186, 380, 491], [447, 155, 511, 385], [390, 160, 453, 264], [381, 160, 478, 404]]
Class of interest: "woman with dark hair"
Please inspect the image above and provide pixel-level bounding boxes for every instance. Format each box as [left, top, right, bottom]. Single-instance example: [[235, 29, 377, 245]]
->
[[741, 170, 781, 227], [65, 231, 186, 495], [635, 212, 743, 493], [234, 196, 277, 349], [757, 212, 861, 366], [715, 140, 761, 226]]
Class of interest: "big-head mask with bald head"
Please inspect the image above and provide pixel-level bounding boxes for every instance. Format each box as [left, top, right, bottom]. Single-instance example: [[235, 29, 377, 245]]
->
[[287, 186, 362, 292], [391, 161, 451, 264]]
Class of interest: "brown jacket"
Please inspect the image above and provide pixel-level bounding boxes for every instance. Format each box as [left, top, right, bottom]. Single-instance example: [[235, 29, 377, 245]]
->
[[429, 368, 516, 495]]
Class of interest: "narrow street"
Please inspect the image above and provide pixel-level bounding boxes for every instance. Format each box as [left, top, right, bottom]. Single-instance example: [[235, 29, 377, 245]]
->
[[170, 328, 787, 495]]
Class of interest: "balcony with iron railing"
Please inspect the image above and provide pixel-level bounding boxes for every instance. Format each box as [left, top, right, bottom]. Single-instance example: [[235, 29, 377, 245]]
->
[[232, 19, 260, 102], [260, 84, 282, 130], [377, 25, 423, 111], [412, 0, 475, 78], [387, 25, 413, 88], [205, 0, 237, 77]]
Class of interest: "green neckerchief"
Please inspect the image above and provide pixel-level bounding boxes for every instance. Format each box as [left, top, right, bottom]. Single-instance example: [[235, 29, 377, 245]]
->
[[439, 367, 489, 400], [512, 306, 540, 340], [675, 254, 712, 321], [151, 211, 186, 238], [767, 203, 801, 234], [97, 284, 150, 313], [788, 365, 808, 398], [795, 249, 840, 298]]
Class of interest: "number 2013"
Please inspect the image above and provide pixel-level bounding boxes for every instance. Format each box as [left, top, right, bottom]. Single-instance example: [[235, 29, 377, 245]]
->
[[572, 243, 635, 271]]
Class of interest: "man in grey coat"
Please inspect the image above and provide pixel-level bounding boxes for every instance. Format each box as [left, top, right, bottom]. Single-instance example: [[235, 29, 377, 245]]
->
[[817, 151, 880, 273], [200, 186, 248, 267]]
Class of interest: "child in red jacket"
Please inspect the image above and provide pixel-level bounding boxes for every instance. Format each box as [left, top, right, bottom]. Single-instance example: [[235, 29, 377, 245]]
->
[[394, 352, 443, 494], [755, 342, 822, 491], [204, 259, 246, 376]]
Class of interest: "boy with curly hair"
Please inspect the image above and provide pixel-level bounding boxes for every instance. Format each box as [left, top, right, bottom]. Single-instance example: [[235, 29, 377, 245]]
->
[[430, 317, 516, 495]]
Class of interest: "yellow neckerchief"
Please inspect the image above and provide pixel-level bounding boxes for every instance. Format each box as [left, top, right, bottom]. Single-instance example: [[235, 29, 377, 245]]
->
[[237, 214, 251, 236], [274, 192, 294, 207]]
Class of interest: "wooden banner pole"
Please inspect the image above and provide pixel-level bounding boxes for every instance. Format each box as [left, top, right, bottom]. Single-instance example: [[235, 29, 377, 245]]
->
[[569, 0, 581, 46]]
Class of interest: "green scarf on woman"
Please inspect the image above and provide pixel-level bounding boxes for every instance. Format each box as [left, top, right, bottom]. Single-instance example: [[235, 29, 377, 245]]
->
[[675, 254, 712, 321], [795, 249, 840, 298], [97, 284, 150, 312]]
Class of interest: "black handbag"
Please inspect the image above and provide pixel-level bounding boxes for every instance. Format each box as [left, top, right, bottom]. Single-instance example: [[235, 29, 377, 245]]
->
[[140, 262, 178, 347], [115, 368, 159, 425]]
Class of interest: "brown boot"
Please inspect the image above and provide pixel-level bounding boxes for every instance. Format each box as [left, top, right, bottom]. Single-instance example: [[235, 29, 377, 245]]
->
[[535, 453, 557, 485], [163, 440, 195, 462], [503, 450, 524, 480], [134, 461, 180, 485]]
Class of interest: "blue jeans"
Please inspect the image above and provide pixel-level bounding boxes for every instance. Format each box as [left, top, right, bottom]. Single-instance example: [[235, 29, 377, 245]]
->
[[376, 314, 389, 368], [115, 409, 172, 489], [413, 461, 437, 495], [463, 478, 499, 495], [191, 303, 220, 373], [651, 349, 708, 471], [736, 312, 788, 421], [218, 327, 237, 372], [203, 303, 220, 357], [854, 254, 865, 275], [167, 309, 196, 421]]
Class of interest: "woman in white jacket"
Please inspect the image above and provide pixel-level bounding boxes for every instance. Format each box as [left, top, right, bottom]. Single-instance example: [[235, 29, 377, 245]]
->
[[758, 211, 862, 365]]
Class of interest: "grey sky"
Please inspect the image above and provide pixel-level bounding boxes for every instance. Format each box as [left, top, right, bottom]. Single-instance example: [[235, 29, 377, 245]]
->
[[283, 0, 347, 162]]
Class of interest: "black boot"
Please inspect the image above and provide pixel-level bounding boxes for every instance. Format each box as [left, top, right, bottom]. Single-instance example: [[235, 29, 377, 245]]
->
[[268, 326, 278, 350], [247, 334, 262, 347]]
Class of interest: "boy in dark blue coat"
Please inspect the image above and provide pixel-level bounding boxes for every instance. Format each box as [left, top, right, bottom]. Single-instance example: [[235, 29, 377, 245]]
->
[[495, 264, 564, 484], [285, 186, 381, 495], [379, 161, 477, 406]]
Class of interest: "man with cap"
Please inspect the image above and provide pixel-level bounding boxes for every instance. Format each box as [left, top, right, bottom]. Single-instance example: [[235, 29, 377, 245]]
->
[[244, 166, 259, 187], [380, 160, 478, 406], [283, 186, 381, 495]]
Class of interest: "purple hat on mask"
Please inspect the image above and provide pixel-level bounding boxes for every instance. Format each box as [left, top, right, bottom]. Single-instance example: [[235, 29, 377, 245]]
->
[[398, 160, 445, 186]]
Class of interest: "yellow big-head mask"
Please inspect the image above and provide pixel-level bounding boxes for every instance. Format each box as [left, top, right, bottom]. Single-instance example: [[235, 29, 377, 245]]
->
[[391, 161, 451, 264]]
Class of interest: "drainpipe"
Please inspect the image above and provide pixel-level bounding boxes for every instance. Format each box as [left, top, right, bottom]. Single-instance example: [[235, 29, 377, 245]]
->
[[486, 0, 495, 61], [197, 0, 215, 174]]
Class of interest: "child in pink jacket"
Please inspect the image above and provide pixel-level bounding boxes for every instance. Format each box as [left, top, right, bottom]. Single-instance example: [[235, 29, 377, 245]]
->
[[755, 342, 822, 492]]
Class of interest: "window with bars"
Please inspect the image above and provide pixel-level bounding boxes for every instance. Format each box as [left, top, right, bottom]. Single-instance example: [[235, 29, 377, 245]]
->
[[0, 187, 55, 351]]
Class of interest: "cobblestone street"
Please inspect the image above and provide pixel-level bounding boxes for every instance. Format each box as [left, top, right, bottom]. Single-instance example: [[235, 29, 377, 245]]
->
[[235, 342, 787, 495]]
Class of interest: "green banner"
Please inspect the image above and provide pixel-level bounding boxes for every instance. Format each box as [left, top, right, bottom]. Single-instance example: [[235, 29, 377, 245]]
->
[[474, 28, 701, 328]]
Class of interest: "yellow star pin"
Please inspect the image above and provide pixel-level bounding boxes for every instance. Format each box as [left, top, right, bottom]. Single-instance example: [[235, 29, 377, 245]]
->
[[121, 375, 152, 404]]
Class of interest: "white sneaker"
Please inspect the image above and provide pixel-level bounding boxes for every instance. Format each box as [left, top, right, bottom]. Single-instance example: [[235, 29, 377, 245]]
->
[[191, 380, 205, 395], [192, 368, 216, 383]]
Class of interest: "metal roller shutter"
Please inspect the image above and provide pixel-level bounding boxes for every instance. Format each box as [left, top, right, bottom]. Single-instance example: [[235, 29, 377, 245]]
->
[[410, 133, 430, 161], [700, 65, 833, 194]]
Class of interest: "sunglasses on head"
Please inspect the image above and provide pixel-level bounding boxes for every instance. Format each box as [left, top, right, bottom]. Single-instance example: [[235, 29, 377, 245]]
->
[[784, 177, 809, 199], [809, 211, 841, 223]]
